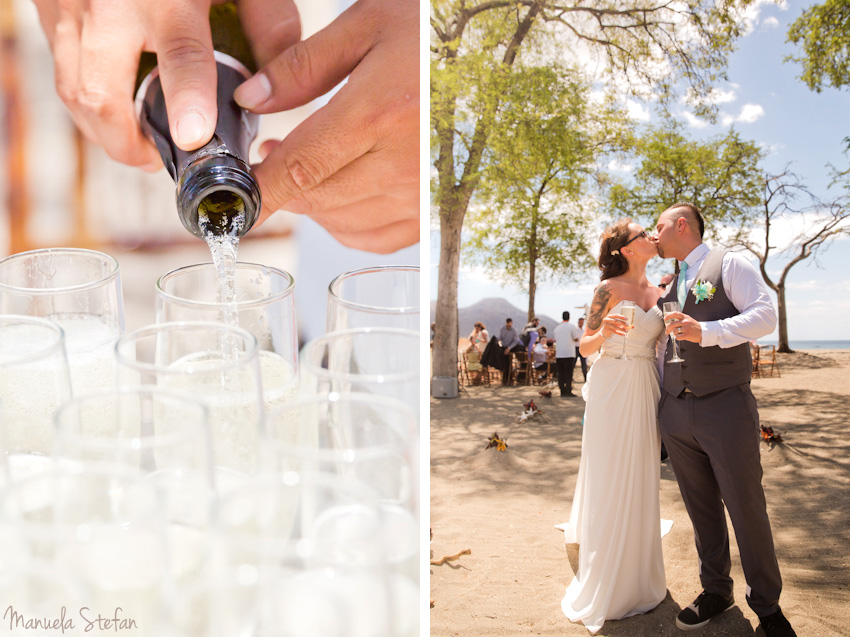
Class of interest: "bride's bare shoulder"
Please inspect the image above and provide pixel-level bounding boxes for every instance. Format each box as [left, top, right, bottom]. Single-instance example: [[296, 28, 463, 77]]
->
[[594, 278, 626, 298]]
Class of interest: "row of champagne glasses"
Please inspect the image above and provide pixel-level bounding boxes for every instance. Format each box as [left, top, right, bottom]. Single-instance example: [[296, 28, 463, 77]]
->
[[0, 247, 420, 636]]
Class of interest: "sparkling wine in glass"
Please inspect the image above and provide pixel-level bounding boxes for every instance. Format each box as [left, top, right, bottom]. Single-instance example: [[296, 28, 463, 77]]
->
[[0, 315, 72, 484], [662, 301, 685, 363], [620, 301, 636, 360], [156, 262, 298, 409], [0, 248, 125, 397], [115, 322, 264, 486]]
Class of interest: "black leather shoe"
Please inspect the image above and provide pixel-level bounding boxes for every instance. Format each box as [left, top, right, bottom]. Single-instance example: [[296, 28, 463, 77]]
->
[[759, 609, 796, 636], [675, 591, 734, 631]]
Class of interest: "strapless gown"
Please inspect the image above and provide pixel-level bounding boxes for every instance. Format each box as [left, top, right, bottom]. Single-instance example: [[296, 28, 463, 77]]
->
[[560, 302, 667, 634]]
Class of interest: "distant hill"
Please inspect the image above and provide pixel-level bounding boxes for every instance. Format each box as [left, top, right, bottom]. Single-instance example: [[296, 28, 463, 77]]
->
[[430, 297, 567, 340]]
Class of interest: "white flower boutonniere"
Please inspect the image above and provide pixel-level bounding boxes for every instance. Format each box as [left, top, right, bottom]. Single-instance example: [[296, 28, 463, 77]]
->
[[692, 279, 716, 304]]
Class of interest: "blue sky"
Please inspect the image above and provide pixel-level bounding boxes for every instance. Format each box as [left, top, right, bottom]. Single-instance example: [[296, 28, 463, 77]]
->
[[430, 0, 850, 342]]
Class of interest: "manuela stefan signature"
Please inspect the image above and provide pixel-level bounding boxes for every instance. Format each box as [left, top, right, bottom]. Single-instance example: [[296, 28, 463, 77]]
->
[[4, 606, 137, 633]]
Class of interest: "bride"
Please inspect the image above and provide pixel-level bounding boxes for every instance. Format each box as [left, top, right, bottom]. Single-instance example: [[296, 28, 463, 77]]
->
[[560, 218, 667, 633]]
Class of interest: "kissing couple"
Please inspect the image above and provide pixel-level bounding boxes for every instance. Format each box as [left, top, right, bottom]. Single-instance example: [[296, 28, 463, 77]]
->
[[559, 203, 796, 636]]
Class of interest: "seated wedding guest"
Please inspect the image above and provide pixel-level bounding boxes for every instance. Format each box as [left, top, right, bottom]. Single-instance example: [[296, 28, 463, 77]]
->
[[526, 322, 544, 357], [465, 342, 485, 385], [521, 317, 540, 346], [532, 336, 550, 378], [499, 318, 524, 385], [469, 322, 490, 352]]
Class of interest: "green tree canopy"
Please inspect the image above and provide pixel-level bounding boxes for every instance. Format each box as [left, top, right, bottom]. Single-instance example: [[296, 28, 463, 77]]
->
[[787, 0, 850, 92], [464, 64, 628, 319], [608, 119, 765, 236]]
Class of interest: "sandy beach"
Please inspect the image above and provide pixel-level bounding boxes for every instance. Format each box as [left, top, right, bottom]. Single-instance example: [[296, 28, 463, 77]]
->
[[430, 349, 850, 636]]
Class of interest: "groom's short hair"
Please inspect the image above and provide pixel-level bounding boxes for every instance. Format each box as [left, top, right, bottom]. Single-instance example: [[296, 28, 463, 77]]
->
[[562, 311, 570, 321], [663, 201, 704, 238]]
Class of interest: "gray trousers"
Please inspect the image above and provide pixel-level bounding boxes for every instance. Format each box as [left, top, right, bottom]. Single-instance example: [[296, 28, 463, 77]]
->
[[658, 384, 782, 617]]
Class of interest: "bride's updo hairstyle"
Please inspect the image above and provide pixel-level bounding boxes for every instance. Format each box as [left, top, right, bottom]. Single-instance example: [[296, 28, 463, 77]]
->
[[598, 218, 634, 281]]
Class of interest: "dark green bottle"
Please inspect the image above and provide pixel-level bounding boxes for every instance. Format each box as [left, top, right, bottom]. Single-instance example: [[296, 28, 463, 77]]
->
[[134, 3, 261, 239]]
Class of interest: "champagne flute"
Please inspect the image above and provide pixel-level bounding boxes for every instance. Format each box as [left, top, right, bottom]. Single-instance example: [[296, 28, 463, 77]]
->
[[663, 301, 686, 363], [215, 472, 394, 637], [263, 392, 419, 635], [619, 301, 636, 360], [0, 466, 170, 636], [114, 322, 264, 486], [326, 265, 419, 333], [299, 327, 420, 419], [54, 386, 216, 600], [0, 248, 125, 396], [156, 262, 298, 408], [0, 315, 72, 483]]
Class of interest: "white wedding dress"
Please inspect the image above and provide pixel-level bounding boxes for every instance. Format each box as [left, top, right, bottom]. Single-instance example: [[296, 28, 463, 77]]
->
[[560, 302, 667, 634]]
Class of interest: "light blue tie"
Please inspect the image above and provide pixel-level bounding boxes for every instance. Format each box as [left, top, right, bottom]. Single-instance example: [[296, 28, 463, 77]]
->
[[677, 261, 689, 307]]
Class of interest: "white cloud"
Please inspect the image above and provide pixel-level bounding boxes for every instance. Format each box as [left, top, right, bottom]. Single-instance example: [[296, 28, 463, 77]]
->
[[682, 111, 709, 129], [684, 86, 738, 107], [738, 103, 765, 123], [762, 16, 780, 28], [787, 279, 819, 291], [607, 159, 633, 173], [721, 103, 766, 126], [736, 0, 787, 35], [626, 99, 651, 122]]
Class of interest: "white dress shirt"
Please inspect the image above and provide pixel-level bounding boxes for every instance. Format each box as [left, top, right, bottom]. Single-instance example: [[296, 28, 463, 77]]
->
[[679, 243, 777, 348], [554, 321, 583, 358]]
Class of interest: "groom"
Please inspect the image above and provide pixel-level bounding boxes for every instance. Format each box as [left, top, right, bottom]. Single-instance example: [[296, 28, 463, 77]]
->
[[654, 202, 796, 636]]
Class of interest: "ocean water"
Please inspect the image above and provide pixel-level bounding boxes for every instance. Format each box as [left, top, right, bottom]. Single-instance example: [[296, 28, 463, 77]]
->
[[758, 340, 850, 350]]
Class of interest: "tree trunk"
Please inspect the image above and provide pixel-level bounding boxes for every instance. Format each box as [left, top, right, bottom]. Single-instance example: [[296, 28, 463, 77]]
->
[[527, 206, 538, 321], [432, 208, 464, 393], [775, 282, 793, 353], [430, 3, 542, 396]]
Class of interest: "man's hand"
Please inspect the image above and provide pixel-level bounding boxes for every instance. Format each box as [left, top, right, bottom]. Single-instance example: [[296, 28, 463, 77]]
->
[[234, 0, 418, 253], [664, 311, 702, 343], [31, 0, 300, 169]]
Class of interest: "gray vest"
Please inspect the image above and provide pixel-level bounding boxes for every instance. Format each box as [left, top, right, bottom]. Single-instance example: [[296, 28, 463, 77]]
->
[[658, 249, 752, 397]]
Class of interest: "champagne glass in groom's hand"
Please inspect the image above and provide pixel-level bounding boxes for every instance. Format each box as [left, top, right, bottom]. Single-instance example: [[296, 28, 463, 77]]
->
[[662, 302, 685, 363]]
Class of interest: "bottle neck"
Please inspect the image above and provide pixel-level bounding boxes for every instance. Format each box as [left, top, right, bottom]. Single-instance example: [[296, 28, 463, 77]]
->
[[176, 154, 261, 238], [136, 52, 261, 239]]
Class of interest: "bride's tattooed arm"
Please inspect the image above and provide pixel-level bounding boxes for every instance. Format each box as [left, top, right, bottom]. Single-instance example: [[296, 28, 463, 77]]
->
[[579, 282, 616, 358], [587, 283, 613, 332]]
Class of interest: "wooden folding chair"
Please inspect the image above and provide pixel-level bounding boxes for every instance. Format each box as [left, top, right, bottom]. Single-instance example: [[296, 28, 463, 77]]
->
[[759, 345, 780, 377], [464, 350, 488, 386], [512, 350, 532, 386], [751, 344, 761, 378]]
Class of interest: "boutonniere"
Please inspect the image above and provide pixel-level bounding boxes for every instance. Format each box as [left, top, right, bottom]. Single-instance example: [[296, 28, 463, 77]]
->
[[692, 279, 716, 303]]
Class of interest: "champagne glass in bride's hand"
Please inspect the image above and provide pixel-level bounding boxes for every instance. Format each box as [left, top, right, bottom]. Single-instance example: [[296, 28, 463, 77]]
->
[[662, 302, 685, 363], [619, 301, 636, 360]]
